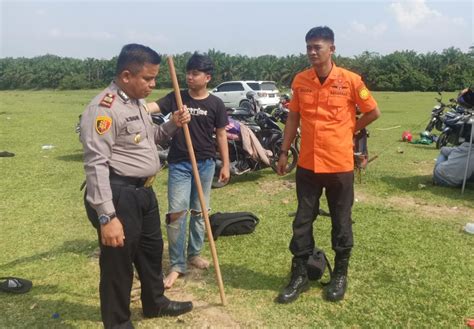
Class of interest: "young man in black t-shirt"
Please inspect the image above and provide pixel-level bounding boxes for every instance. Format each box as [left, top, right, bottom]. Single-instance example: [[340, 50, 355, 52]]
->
[[147, 53, 230, 288]]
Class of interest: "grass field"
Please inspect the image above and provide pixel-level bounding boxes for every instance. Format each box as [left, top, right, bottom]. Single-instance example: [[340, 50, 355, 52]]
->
[[0, 89, 473, 328]]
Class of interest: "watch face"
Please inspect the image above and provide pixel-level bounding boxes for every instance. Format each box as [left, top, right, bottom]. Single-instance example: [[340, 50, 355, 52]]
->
[[99, 214, 110, 225]]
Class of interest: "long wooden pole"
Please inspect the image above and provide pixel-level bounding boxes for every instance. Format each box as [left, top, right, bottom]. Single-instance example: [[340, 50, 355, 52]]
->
[[167, 56, 227, 306]]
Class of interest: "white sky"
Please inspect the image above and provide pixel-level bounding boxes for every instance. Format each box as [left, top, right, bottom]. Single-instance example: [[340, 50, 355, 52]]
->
[[0, 0, 472, 59]]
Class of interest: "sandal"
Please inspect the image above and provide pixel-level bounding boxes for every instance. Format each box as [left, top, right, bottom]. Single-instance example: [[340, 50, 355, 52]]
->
[[0, 277, 32, 294]]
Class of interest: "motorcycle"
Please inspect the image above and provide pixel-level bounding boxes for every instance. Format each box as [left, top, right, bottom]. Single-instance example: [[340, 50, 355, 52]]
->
[[212, 96, 298, 188], [425, 92, 457, 133], [436, 106, 473, 149], [271, 94, 301, 153]]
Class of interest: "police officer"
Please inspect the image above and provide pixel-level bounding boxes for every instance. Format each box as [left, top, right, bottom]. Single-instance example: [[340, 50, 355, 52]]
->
[[80, 44, 193, 329]]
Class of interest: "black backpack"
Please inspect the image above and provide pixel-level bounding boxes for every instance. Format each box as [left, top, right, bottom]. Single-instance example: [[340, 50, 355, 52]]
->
[[209, 212, 259, 240]]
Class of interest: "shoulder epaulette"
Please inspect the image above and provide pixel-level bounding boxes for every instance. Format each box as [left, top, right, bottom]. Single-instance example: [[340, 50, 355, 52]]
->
[[99, 93, 115, 108]]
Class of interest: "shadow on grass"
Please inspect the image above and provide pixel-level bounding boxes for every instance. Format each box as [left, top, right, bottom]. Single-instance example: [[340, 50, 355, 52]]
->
[[381, 174, 474, 200], [408, 144, 438, 151], [226, 170, 270, 185], [1, 284, 102, 327], [56, 152, 83, 162], [217, 263, 325, 293], [0, 239, 97, 270], [218, 263, 282, 292]]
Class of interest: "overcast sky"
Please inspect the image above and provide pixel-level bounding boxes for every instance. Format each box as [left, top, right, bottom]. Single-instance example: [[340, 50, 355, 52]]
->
[[1, 0, 472, 59]]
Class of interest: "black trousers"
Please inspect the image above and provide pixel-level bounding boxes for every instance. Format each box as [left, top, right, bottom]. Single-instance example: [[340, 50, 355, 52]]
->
[[85, 183, 169, 329], [290, 166, 354, 257]]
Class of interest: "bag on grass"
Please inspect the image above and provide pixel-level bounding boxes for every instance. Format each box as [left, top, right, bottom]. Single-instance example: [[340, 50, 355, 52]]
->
[[306, 247, 332, 283], [209, 212, 259, 240]]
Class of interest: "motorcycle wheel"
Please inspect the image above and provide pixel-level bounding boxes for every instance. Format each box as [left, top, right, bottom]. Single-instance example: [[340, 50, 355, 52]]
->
[[211, 166, 231, 188], [436, 132, 448, 149], [270, 142, 298, 173], [293, 134, 301, 153]]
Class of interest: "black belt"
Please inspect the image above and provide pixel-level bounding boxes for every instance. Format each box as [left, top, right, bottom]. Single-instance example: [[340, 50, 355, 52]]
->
[[109, 171, 155, 188]]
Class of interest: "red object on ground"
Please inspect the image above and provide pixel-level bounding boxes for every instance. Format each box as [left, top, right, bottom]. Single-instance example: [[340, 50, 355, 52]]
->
[[466, 319, 474, 328], [401, 131, 413, 142]]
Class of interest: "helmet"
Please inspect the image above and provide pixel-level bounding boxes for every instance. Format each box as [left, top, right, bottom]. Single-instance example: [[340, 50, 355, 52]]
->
[[401, 130, 412, 142], [246, 91, 257, 100], [254, 111, 268, 126], [281, 94, 290, 102], [420, 131, 431, 138]]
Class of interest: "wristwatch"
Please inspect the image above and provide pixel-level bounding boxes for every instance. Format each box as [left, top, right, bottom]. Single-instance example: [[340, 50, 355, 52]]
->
[[98, 212, 116, 225]]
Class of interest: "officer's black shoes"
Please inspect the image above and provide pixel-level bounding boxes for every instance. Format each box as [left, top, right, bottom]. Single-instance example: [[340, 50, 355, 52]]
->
[[156, 301, 193, 317], [325, 254, 349, 302], [276, 257, 309, 304], [325, 273, 347, 301]]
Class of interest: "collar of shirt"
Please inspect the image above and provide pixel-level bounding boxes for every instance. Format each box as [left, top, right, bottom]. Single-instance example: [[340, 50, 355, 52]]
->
[[307, 62, 344, 85], [109, 81, 131, 104]]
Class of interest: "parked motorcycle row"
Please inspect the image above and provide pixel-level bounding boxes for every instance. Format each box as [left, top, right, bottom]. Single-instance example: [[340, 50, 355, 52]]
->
[[424, 91, 474, 149], [213, 93, 298, 188]]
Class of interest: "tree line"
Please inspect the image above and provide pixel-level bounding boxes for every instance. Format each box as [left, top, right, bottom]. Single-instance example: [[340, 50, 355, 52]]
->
[[0, 47, 472, 91]]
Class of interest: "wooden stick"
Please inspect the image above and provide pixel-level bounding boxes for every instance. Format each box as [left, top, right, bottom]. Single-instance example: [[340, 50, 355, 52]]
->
[[167, 56, 227, 306], [368, 155, 379, 163], [375, 125, 401, 131]]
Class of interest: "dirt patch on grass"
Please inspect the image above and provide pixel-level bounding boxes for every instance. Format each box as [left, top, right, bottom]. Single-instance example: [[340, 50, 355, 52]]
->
[[151, 271, 239, 328], [130, 271, 240, 327], [386, 195, 472, 219], [131, 249, 241, 327], [355, 190, 473, 220], [257, 179, 295, 196]]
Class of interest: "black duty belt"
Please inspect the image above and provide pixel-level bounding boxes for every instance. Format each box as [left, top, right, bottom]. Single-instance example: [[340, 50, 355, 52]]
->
[[109, 171, 155, 188]]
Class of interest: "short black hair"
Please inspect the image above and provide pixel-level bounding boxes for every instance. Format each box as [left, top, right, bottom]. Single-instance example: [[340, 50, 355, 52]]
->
[[116, 44, 161, 76], [305, 26, 335, 43], [186, 52, 214, 75]]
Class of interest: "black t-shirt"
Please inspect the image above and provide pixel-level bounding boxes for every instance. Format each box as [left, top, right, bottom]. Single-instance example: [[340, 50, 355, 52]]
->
[[157, 90, 228, 163]]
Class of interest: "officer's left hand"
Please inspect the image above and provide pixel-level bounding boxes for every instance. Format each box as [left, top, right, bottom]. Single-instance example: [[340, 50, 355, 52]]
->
[[173, 105, 191, 127], [100, 217, 125, 248]]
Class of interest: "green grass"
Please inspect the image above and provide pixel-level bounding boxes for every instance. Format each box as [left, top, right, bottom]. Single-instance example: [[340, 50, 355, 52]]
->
[[0, 90, 473, 328]]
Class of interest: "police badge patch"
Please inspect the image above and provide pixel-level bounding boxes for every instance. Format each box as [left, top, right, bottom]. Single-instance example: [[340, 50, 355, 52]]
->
[[358, 87, 370, 100], [95, 116, 112, 135], [99, 93, 115, 108]]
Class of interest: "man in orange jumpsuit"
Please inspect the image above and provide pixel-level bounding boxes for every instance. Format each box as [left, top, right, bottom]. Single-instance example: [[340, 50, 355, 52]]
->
[[276, 26, 381, 303]]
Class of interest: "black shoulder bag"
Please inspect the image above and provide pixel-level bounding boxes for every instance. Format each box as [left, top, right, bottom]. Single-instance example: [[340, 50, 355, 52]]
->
[[209, 212, 260, 240], [306, 247, 333, 285]]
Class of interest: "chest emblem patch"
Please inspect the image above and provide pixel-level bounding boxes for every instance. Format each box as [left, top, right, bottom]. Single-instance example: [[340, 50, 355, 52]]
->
[[95, 116, 112, 135]]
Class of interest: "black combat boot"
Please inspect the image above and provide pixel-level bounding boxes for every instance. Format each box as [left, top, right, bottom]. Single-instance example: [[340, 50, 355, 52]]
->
[[277, 257, 309, 304], [325, 253, 350, 302]]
